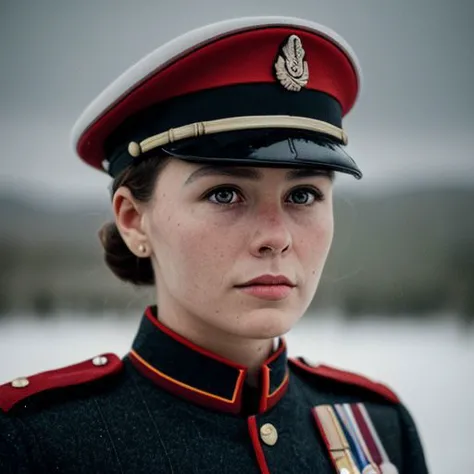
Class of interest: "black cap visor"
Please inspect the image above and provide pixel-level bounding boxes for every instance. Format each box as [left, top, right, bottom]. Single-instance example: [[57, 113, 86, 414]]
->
[[162, 129, 362, 179]]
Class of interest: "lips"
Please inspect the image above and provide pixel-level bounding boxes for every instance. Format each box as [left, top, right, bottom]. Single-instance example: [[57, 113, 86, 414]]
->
[[236, 274, 296, 288], [235, 275, 295, 301]]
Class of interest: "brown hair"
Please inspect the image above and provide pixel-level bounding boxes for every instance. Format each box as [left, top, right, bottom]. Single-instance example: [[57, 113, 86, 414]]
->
[[98, 156, 172, 285]]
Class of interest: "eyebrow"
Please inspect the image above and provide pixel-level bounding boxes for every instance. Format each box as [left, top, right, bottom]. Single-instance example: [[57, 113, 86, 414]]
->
[[184, 165, 333, 186]]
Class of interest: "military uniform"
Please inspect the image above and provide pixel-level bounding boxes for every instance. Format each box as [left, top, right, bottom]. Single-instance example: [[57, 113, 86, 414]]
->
[[1, 306, 427, 473], [1, 17, 429, 473]]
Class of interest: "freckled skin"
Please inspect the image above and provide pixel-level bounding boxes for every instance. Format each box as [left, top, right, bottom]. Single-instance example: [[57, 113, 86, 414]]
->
[[140, 159, 334, 361]]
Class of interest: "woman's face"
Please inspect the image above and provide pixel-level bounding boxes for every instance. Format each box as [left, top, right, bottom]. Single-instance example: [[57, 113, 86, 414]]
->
[[141, 158, 334, 341]]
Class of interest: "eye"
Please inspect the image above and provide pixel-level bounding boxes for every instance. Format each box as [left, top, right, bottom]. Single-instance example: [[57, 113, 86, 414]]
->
[[206, 186, 242, 205], [287, 187, 324, 206]]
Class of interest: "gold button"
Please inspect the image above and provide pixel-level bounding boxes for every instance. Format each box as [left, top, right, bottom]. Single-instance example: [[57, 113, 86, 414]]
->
[[11, 377, 29, 389], [260, 423, 278, 446], [92, 356, 108, 367]]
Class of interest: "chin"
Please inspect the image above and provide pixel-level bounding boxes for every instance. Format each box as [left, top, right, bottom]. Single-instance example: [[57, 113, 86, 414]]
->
[[236, 307, 300, 340]]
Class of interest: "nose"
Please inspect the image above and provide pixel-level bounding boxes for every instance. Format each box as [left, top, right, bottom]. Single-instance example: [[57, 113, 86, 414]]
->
[[249, 205, 292, 258]]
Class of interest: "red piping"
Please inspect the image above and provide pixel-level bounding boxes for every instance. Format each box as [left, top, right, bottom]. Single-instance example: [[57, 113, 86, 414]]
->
[[248, 416, 270, 474]]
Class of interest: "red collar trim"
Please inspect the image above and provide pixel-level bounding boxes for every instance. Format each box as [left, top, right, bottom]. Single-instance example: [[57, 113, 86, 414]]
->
[[129, 349, 247, 413]]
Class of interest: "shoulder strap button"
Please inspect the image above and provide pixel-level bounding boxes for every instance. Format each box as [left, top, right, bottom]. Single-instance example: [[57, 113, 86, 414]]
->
[[11, 377, 30, 389], [92, 355, 109, 367]]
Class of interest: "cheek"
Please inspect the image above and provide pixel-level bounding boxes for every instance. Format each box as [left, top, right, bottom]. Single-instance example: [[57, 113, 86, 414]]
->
[[150, 207, 238, 292], [320, 211, 334, 251], [317, 212, 334, 260], [298, 209, 334, 275]]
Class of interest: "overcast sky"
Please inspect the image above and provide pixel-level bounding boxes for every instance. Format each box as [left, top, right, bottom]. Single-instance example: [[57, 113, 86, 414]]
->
[[1, 0, 473, 204]]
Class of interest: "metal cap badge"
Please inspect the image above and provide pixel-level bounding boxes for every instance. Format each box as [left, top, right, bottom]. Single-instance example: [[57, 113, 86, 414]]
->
[[274, 34, 309, 91]]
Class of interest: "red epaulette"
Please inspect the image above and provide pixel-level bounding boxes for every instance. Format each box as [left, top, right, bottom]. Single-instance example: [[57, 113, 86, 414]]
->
[[0, 353, 123, 413], [289, 357, 399, 404]]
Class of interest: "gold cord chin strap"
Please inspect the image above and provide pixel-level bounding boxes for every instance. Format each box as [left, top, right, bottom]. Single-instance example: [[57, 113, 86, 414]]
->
[[127, 115, 348, 158]]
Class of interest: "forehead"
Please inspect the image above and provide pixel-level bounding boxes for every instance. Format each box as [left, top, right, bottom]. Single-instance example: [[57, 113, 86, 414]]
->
[[180, 163, 334, 185]]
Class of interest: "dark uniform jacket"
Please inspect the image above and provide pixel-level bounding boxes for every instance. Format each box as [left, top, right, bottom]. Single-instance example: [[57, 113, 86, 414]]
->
[[0, 306, 428, 473]]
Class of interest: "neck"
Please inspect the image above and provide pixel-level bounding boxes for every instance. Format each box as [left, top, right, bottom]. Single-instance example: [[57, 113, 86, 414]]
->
[[153, 303, 275, 384]]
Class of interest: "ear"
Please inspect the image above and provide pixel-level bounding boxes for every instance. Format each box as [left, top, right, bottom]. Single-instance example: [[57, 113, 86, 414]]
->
[[112, 186, 150, 257]]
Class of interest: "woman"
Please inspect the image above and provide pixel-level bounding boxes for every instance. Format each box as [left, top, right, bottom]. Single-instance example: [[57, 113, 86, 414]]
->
[[0, 17, 428, 474]]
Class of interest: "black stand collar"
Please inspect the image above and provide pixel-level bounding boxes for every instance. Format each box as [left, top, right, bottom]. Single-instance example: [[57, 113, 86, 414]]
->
[[129, 306, 289, 415]]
